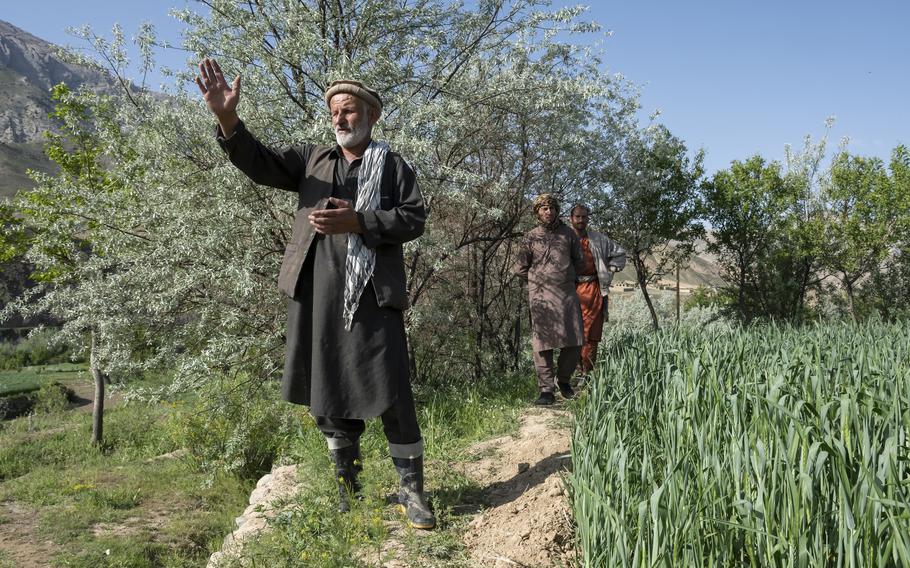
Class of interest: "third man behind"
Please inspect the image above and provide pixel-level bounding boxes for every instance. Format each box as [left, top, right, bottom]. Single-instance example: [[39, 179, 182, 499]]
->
[[569, 203, 626, 384]]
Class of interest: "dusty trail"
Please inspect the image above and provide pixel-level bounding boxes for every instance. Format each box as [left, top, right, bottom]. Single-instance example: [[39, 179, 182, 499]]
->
[[460, 408, 575, 568]]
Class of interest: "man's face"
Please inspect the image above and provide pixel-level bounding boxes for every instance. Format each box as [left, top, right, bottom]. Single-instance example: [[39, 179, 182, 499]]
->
[[570, 208, 589, 232], [537, 204, 557, 225], [330, 94, 376, 149]]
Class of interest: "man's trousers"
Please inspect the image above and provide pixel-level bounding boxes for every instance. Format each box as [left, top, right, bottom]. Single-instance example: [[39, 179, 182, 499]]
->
[[315, 378, 424, 459], [532, 345, 582, 393]]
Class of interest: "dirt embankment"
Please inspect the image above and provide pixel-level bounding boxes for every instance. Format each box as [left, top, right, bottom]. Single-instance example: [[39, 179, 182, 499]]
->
[[461, 408, 575, 567]]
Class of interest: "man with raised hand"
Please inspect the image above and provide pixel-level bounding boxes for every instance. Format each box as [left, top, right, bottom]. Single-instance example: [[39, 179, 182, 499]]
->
[[515, 194, 586, 405], [569, 203, 626, 386], [196, 58, 434, 529]]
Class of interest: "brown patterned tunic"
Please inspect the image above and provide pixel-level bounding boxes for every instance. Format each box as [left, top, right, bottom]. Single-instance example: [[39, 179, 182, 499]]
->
[[515, 223, 585, 352]]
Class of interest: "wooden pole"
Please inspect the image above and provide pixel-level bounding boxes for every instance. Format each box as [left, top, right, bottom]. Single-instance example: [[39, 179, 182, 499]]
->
[[675, 264, 681, 325]]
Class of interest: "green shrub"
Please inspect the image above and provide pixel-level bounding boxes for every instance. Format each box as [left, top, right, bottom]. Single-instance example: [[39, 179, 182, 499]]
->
[[32, 381, 73, 414], [168, 375, 304, 481], [683, 284, 722, 310]]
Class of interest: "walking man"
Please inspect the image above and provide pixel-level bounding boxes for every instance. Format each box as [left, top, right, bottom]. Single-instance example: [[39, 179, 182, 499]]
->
[[569, 204, 626, 384], [196, 59, 434, 529], [515, 194, 586, 405]]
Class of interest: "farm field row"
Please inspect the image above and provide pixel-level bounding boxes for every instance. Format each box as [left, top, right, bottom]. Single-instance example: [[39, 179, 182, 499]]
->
[[573, 321, 910, 567]]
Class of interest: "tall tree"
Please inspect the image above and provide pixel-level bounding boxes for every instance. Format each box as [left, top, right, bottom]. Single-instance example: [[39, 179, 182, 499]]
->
[[842, 145, 910, 320], [594, 124, 704, 330], [1, 84, 122, 443], [780, 122, 836, 320], [702, 156, 798, 322], [821, 152, 901, 319]]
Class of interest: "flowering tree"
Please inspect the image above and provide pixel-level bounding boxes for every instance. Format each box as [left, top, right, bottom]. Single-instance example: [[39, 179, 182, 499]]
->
[[4, 0, 636, 451], [1, 85, 134, 443]]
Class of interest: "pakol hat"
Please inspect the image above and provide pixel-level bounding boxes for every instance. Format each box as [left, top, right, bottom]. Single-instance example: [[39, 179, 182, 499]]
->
[[324, 80, 383, 112], [533, 193, 560, 213]]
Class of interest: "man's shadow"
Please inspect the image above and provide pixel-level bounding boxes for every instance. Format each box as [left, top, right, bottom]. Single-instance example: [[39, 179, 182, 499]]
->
[[429, 450, 572, 516]]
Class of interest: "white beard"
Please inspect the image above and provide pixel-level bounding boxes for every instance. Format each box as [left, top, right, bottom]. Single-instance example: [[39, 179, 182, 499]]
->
[[335, 119, 371, 148]]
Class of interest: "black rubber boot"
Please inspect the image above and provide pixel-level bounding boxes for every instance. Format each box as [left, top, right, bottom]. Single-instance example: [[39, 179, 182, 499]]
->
[[558, 381, 575, 400], [392, 455, 436, 530], [534, 391, 556, 405], [330, 441, 362, 513]]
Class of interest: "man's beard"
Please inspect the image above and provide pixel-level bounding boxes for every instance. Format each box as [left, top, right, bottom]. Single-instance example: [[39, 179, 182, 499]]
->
[[538, 214, 563, 231], [335, 119, 371, 148]]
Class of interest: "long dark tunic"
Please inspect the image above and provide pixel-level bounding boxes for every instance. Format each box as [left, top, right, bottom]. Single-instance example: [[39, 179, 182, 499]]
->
[[217, 121, 425, 419]]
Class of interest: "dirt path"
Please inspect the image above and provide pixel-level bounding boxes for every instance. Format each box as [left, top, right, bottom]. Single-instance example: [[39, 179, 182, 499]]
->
[[460, 407, 575, 567], [66, 380, 124, 413], [0, 501, 59, 568], [0, 381, 127, 567], [354, 407, 576, 568]]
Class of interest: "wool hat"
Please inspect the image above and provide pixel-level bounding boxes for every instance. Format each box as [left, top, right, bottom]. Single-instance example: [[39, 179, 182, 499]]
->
[[533, 193, 560, 213], [324, 80, 383, 112]]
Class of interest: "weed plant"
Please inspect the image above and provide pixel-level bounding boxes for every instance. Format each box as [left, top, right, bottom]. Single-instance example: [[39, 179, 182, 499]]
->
[[167, 375, 305, 482], [571, 320, 910, 567]]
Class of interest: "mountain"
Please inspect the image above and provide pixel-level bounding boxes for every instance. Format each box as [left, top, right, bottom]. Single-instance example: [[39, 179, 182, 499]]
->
[[609, 238, 725, 291], [0, 19, 116, 198]]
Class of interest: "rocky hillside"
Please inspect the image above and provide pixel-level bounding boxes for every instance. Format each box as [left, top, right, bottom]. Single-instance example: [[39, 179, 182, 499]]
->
[[0, 19, 116, 198]]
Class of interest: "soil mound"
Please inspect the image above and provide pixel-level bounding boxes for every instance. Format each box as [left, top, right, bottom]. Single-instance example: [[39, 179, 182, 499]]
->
[[461, 408, 575, 567]]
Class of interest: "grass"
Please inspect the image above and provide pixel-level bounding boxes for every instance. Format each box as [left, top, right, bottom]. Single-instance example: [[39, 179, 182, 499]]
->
[[0, 371, 253, 568], [571, 320, 910, 567], [0, 363, 88, 396], [228, 370, 534, 567]]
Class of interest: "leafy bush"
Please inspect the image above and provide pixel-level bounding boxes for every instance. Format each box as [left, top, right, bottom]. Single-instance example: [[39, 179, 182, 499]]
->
[[859, 246, 910, 321], [0, 329, 73, 370], [607, 289, 732, 336], [683, 285, 722, 310], [32, 381, 73, 414], [168, 375, 304, 481]]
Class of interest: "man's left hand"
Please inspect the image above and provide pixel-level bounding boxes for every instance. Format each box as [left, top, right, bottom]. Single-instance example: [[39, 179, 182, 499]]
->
[[309, 197, 363, 235]]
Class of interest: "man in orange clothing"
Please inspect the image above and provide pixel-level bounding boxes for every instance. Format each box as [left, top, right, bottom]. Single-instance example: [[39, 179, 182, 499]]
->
[[569, 204, 626, 384]]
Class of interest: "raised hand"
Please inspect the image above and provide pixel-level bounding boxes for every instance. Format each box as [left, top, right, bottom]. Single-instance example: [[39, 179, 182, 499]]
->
[[195, 58, 240, 135]]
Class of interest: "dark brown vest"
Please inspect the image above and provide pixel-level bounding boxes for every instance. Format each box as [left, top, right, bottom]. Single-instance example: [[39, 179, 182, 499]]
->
[[276, 146, 334, 298], [275, 147, 406, 310]]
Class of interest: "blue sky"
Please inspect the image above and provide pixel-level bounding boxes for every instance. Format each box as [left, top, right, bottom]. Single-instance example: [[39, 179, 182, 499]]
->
[[4, 0, 907, 176]]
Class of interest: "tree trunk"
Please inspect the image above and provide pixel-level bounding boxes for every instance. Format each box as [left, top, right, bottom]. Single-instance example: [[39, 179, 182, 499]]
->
[[635, 256, 660, 331], [794, 256, 814, 322], [89, 329, 106, 445], [844, 278, 858, 322], [471, 245, 487, 381], [512, 291, 522, 371], [675, 264, 681, 325], [738, 255, 748, 322], [405, 328, 419, 384]]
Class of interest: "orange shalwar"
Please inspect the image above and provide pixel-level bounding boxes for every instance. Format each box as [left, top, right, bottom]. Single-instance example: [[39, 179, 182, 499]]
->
[[576, 237, 604, 373]]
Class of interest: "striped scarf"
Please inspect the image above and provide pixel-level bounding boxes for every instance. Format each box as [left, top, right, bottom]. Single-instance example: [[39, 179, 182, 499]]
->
[[342, 139, 390, 330]]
